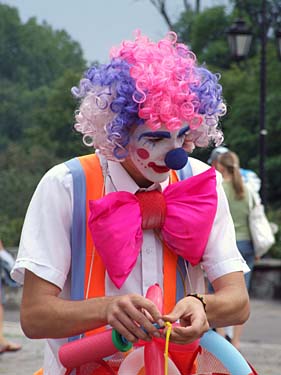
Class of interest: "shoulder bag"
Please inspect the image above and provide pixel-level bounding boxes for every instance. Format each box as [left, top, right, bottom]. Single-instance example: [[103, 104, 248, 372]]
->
[[248, 187, 275, 257]]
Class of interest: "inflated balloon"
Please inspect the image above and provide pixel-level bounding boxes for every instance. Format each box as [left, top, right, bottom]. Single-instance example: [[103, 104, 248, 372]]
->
[[118, 346, 181, 375], [145, 283, 163, 313], [200, 330, 254, 375]]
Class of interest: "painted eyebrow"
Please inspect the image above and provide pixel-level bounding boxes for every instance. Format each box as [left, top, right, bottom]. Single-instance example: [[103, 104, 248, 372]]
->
[[138, 126, 190, 141], [178, 126, 190, 137], [138, 131, 171, 140]]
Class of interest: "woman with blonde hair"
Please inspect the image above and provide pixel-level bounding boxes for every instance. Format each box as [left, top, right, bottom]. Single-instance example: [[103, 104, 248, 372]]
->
[[216, 151, 255, 350]]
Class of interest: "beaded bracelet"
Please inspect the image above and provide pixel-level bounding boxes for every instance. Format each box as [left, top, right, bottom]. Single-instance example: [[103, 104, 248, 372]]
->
[[187, 293, 206, 311]]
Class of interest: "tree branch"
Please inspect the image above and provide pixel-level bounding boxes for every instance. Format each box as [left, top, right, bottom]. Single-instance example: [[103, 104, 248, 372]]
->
[[183, 0, 189, 10], [149, 0, 174, 29]]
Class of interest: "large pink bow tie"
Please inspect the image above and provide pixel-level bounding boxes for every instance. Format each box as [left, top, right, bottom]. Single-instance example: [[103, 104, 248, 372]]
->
[[88, 168, 217, 288]]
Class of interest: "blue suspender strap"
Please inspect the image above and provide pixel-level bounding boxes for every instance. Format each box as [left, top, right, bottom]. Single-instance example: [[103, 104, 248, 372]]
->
[[65, 158, 86, 302], [176, 160, 193, 181], [176, 257, 189, 301], [65, 158, 87, 345]]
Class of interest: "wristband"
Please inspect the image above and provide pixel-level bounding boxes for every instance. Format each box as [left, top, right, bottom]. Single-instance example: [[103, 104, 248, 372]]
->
[[187, 293, 206, 311]]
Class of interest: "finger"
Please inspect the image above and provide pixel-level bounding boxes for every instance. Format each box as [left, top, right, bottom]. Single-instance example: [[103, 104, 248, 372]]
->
[[168, 326, 202, 345], [186, 310, 209, 331], [162, 313, 179, 324], [111, 313, 151, 343], [138, 298, 164, 326], [141, 308, 153, 322], [162, 303, 185, 323], [126, 308, 161, 339], [125, 297, 164, 333], [173, 321, 208, 340], [114, 299, 158, 340], [111, 317, 139, 343], [162, 308, 183, 324]]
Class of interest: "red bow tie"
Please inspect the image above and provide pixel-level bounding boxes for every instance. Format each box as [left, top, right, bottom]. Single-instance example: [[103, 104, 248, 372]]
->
[[88, 168, 217, 288]]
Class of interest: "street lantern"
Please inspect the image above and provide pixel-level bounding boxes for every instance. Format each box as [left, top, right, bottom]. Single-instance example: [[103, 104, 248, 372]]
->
[[227, 18, 253, 61], [275, 28, 281, 61]]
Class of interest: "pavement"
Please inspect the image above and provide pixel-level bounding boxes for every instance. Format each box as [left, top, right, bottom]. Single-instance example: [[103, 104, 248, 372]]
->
[[1, 298, 281, 375]]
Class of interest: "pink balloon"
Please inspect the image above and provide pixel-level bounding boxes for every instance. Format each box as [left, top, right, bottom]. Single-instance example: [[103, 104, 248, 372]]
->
[[145, 283, 163, 313], [145, 340, 164, 375]]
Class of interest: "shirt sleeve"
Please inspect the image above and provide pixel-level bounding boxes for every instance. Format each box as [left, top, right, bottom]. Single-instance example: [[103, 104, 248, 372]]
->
[[11, 163, 73, 290], [201, 171, 250, 282]]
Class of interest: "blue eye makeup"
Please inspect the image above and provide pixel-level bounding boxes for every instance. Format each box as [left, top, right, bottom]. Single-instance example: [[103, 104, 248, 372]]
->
[[142, 138, 162, 148], [138, 131, 171, 141], [178, 126, 190, 137]]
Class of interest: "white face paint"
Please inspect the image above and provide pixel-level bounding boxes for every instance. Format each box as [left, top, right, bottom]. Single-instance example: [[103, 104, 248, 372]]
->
[[127, 123, 189, 183]]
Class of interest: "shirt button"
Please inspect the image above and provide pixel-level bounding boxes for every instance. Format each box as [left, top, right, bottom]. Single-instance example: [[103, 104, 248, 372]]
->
[[146, 248, 152, 254]]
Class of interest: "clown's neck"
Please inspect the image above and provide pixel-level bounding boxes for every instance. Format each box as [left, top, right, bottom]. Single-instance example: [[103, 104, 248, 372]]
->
[[121, 159, 154, 188]]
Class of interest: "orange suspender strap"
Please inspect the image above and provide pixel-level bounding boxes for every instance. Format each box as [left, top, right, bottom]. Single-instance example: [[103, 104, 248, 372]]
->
[[78, 154, 106, 301], [163, 169, 179, 314], [78, 154, 106, 336]]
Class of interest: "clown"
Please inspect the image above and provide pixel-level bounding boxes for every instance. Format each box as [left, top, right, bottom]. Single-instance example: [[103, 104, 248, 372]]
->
[[12, 31, 250, 375]]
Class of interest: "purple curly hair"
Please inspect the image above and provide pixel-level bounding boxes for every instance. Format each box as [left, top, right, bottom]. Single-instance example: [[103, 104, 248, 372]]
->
[[72, 31, 226, 161]]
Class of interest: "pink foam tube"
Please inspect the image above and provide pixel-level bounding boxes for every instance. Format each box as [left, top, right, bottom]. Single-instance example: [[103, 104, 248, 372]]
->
[[59, 329, 117, 369]]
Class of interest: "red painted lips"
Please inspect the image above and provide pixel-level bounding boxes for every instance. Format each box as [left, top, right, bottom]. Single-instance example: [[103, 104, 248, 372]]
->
[[148, 162, 170, 173]]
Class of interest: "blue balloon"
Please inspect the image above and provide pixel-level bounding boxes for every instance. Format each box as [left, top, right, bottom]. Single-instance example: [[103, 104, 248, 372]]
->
[[200, 330, 253, 375]]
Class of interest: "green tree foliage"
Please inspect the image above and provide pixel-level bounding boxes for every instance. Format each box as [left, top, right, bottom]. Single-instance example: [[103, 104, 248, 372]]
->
[[220, 41, 281, 204], [0, 4, 88, 245], [174, 6, 232, 68], [24, 69, 89, 159], [0, 4, 84, 88]]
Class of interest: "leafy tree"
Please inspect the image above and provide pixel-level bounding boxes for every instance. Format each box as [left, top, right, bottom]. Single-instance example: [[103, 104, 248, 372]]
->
[[0, 5, 22, 81], [0, 4, 86, 146], [0, 80, 25, 144], [220, 41, 281, 203], [24, 69, 89, 159], [0, 4, 87, 246], [175, 6, 232, 68], [0, 4, 85, 88]]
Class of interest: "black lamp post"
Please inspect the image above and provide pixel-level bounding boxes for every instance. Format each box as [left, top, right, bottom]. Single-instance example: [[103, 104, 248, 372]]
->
[[227, 3, 281, 208], [275, 28, 281, 60]]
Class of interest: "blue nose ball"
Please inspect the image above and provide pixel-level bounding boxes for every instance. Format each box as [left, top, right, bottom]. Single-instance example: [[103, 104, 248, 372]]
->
[[164, 148, 188, 170]]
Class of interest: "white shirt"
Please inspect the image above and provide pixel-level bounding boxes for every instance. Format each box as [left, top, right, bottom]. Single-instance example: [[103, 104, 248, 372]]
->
[[12, 155, 249, 375]]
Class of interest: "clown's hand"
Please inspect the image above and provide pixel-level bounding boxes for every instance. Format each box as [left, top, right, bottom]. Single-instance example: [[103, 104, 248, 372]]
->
[[162, 296, 209, 345], [106, 294, 164, 344]]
